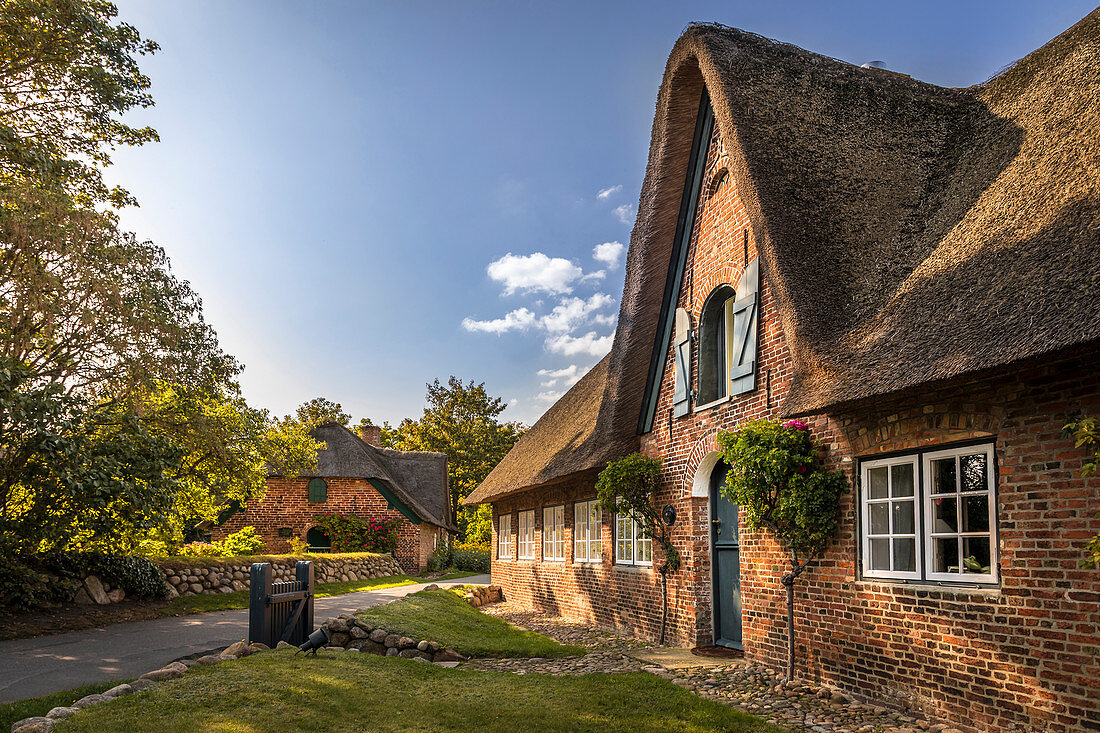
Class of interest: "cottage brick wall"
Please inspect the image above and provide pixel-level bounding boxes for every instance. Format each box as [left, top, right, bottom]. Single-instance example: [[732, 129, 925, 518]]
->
[[213, 477, 442, 572], [488, 123, 1100, 732]]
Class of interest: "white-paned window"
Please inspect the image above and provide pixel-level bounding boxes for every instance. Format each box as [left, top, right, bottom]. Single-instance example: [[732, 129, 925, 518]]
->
[[542, 505, 565, 560], [860, 456, 920, 580], [497, 513, 512, 560], [925, 444, 997, 583], [614, 508, 652, 567], [517, 510, 536, 560], [859, 443, 997, 585], [573, 499, 603, 562]]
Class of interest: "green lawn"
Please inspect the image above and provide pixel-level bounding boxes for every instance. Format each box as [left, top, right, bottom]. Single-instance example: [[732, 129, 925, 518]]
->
[[355, 589, 584, 658], [56, 653, 786, 733], [1, 680, 130, 731]]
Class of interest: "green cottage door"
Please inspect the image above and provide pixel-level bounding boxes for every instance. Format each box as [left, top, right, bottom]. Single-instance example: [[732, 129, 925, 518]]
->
[[710, 460, 743, 648]]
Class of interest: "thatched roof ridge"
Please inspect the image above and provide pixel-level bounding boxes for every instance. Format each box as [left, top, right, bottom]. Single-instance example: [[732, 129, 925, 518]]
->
[[467, 10, 1100, 503], [296, 423, 457, 532]]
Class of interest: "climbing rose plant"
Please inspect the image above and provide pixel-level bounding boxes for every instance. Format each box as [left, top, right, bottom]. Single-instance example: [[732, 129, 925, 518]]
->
[[596, 453, 680, 644], [1064, 416, 1100, 569], [717, 419, 847, 680], [311, 513, 402, 553]]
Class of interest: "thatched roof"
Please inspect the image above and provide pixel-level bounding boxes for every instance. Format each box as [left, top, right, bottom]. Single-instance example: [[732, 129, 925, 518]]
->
[[296, 423, 457, 532], [464, 355, 633, 504], [466, 10, 1100, 504]]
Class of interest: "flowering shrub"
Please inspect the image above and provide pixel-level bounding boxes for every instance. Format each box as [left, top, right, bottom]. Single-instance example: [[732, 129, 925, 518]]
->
[[177, 526, 265, 557], [426, 540, 490, 573], [311, 513, 402, 553]]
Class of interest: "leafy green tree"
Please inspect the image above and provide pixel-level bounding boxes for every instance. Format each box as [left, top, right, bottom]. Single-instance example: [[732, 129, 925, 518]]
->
[[294, 397, 351, 429], [0, 185, 235, 401], [1064, 416, 1100, 569], [596, 453, 679, 643], [136, 384, 320, 549], [718, 419, 847, 681], [385, 377, 524, 540], [0, 359, 181, 554], [0, 0, 159, 208]]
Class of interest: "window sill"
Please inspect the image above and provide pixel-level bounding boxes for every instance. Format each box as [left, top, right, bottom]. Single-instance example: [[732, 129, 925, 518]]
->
[[854, 578, 1001, 595], [542, 558, 566, 563], [613, 563, 653, 573], [693, 395, 729, 413], [573, 560, 603, 566]]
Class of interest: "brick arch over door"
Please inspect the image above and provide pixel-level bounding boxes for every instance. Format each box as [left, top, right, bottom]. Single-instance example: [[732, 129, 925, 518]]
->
[[685, 430, 721, 498]]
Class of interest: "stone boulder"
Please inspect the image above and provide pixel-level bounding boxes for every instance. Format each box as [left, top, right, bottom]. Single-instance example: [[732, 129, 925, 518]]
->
[[106, 588, 125, 603], [45, 707, 78, 720], [72, 693, 109, 709], [10, 716, 53, 733], [82, 575, 110, 605], [223, 641, 251, 657]]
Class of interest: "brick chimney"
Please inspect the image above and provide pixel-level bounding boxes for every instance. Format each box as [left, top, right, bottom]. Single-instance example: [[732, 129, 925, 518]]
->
[[358, 425, 382, 447]]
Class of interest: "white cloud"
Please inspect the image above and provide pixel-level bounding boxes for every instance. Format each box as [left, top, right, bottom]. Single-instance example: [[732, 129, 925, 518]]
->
[[537, 364, 585, 388], [593, 241, 625, 269], [461, 307, 537, 334], [487, 252, 583, 296], [546, 331, 614, 358], [597, 184, 622, 201], [539, 293, 613, 334], [614, 204, 636, 225], [535, 390, 565, 403]]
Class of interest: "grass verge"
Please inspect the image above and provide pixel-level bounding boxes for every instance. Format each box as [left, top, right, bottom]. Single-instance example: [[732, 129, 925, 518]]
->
[[355, 589, 584, 658], [57, 652, 786, 733], [1, 680, 130, 731], [0, 572, 481, 642]]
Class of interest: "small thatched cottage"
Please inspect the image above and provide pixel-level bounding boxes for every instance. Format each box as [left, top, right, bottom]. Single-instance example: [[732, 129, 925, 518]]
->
[[465, 10, 1100, 733], [215, 423, 457, 571]]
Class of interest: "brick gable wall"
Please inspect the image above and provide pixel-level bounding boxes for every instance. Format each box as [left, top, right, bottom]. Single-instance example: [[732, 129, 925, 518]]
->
[[489, 124, 1100, 731], [213, 477, 443, 572]]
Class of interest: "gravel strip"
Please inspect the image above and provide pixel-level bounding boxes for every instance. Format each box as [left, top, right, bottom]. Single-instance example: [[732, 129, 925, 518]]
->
[[473, 603, 960, 733]]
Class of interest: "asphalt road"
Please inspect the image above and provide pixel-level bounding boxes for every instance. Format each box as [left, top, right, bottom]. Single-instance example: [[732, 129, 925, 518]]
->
[[0, 574, 489, 703]]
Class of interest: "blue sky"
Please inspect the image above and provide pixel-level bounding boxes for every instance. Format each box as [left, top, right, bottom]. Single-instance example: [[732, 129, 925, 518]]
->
[[108, 1, 1095, 425]]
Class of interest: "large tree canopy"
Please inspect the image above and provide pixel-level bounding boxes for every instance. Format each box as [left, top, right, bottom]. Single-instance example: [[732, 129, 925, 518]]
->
[[0, 0, 159, 207]]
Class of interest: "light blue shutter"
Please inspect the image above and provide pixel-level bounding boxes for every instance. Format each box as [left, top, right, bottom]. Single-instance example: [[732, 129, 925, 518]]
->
[[672, 308, 692, 417], [729, 258, 759, 396]]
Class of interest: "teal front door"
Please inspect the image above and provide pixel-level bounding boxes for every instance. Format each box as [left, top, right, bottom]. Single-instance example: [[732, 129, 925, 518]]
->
[[710, 461, 743, 648]]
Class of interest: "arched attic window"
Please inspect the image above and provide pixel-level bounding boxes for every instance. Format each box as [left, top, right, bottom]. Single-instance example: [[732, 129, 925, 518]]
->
[[697, 284, 736, 405], [697, 258, 761, 406]]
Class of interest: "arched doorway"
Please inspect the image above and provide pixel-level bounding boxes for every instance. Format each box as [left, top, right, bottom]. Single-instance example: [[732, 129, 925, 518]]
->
[[709, 460, 743, 648], [306, 526, 331, 553]]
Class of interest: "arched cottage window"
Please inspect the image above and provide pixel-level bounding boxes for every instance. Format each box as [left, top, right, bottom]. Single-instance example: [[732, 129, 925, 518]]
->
[[697, 284, 736, 405], [697, 257, 761, 406]]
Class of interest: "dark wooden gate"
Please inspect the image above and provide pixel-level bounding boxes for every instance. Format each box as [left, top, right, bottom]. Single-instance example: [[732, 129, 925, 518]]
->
[[248, 561, 314, 647]]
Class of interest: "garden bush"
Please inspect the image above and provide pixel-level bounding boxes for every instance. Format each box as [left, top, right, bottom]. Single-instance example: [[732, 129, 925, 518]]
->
[[177, 526, 265, 557], [0, 551, 169, 612], [426, 541, 490, 573], [311, 513, 401, 553]]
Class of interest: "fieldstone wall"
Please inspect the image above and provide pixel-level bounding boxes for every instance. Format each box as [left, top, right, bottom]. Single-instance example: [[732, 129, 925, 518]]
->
[[153, 553, 404, 598]]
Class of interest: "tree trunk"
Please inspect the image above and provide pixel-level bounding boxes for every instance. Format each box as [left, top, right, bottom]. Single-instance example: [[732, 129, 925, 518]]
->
[[784, 575, 795, 681], [659, 569, 668, 645]]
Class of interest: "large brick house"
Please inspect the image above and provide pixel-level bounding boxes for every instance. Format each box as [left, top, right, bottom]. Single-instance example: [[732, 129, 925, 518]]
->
[[464, 11, 1100, 733], [215, 422, 457, 571]]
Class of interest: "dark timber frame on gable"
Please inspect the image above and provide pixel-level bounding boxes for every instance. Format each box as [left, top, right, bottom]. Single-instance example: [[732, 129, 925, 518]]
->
[[638, 90, 714, 435]]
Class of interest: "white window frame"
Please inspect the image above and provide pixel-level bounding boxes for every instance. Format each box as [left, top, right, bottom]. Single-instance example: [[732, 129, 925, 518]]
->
[[517, 509, 536, 560], [614, 509, 652, 567], [497, 513, 512, 561], [573, 499, 602, 563], [923, 444, 998, 584], [860, 455, 921, 581], [858, 442, 998, 586], [542, 505, 565, 561]]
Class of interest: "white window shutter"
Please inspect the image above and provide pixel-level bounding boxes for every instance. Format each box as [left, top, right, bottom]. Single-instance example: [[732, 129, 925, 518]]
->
[[727, 258, 760, 396], [672, 307, 692, 417]]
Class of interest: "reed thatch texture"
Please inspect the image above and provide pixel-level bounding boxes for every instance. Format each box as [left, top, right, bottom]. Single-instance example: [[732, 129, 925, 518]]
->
[[466, 10, 1100, 504]]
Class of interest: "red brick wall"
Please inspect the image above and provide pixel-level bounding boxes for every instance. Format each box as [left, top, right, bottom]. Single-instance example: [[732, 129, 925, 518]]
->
[[487, 123, 1100, 732], [213, 477, 442, 572]]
